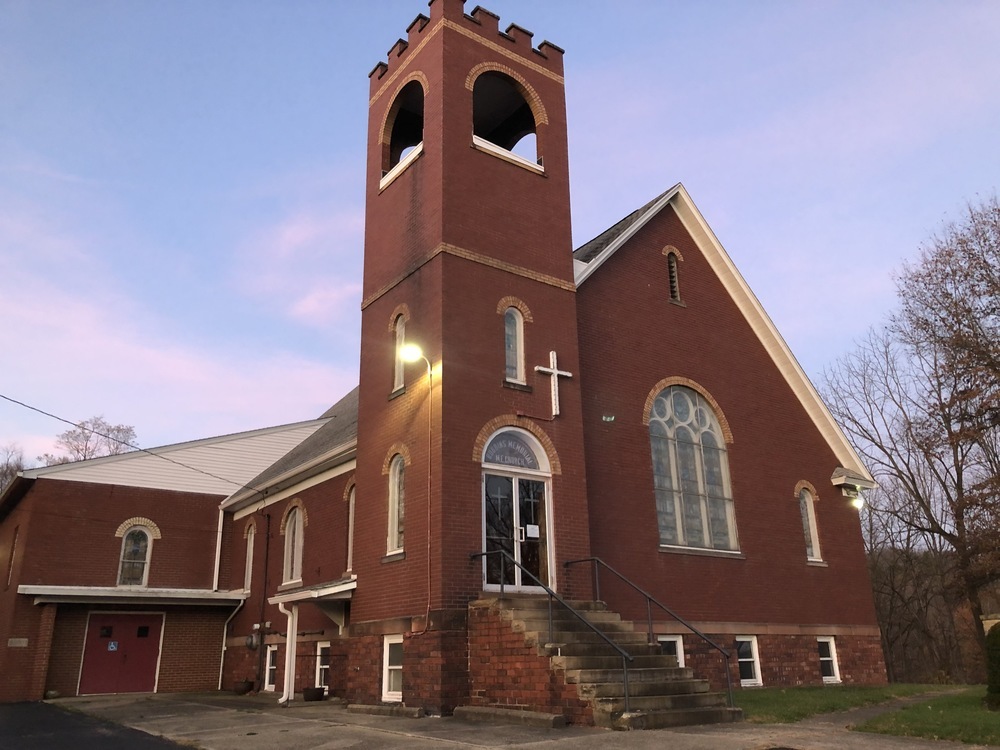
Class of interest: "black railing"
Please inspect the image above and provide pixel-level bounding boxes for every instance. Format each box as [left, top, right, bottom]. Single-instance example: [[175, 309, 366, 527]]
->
[[470, 549, 634, 713], [564, 556, 734, 708]]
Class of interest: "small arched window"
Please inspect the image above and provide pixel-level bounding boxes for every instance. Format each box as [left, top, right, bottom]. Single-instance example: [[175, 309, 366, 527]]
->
[[387, 455, 405, 554], [473, 72, 537, 162], [667, 252, 681, 302], [649, 385, 737, 551], [504, 307, 525, 383], [118, 527, 151, 586], [799, 487, 822, 561], [283, 506, 304, 583], [244, 523, 255, 592], [392, 314, 406, 392]]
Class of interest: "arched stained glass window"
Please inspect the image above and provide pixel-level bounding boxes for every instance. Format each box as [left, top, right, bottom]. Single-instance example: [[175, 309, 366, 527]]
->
[[119, 528, 151, 586], [649, 385, 737, 550]]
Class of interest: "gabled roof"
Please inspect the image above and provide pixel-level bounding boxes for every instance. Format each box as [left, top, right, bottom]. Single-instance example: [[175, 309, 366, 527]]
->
[[573, 183, 873, 483], [222, 386, 359, 510], [9, 418, 331, 498]]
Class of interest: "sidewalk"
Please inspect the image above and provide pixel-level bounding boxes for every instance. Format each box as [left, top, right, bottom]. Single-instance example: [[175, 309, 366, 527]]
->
[[54, 690, 999, 750]]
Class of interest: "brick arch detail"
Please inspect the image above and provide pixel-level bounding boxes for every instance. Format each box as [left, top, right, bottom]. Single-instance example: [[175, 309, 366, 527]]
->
[[662, 245, 684, 262], [388, 303, 411, 331], [343, 478, 356, 502], [471, 416, 562, 475], [279, 498, 308, 535], [382, 443, 413, 474], [794, 479, 820, 502], [465, 63, 549, 126], [243, 518, 257, 540], [115, 517, 161, 539], [642, 377, 734, 444], [379, 71, 430, 146], [495, 296, 534, 323]]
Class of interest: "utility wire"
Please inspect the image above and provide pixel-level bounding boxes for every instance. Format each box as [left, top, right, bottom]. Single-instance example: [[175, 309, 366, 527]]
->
[[0, 392, 267, 499]]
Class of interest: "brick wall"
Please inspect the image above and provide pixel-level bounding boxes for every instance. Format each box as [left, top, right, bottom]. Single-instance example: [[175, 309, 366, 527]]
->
[[468, 600, 592, 725]]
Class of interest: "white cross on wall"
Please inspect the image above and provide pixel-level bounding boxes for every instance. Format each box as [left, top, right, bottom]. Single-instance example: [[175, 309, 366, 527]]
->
[[534, 350, 573, 417]]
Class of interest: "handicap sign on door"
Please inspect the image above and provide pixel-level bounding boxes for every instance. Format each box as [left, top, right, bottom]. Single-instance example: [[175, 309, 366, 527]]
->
[[108, 641, 119, 652]]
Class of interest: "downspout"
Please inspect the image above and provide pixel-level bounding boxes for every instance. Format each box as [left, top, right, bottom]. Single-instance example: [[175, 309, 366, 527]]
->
[[276, 601, 298, 704], [212, 508, 225, 591], [217, 599, 244, 690]]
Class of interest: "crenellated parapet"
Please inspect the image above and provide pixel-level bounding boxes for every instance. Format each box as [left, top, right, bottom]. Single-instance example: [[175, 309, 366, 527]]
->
[[368, 0, 564, 95]]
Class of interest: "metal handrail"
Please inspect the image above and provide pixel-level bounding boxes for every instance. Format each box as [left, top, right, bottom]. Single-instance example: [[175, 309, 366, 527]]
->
[[471, 549, 634, 713], [564, 555, 735, 708]]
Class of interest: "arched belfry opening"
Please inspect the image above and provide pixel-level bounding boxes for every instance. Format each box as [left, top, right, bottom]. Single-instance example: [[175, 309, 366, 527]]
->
[[472, 72, 537, 162], [384, 79, 424, 171]]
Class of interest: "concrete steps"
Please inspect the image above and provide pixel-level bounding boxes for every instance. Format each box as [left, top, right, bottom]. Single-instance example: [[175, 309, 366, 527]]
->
[[491, 594, 742, 730]]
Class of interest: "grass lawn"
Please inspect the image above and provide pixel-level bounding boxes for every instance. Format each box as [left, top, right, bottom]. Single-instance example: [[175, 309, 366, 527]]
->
[[733, 683, 943, 724], [855, 687, 1000, 746]]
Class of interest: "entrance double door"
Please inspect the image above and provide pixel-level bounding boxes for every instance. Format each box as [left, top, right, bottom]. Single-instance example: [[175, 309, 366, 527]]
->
[[78, 613, 163, 695], [484, 474, 548, 590]]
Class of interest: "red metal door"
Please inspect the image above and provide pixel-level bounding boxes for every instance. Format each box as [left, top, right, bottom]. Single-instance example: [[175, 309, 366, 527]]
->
[[78, 613, 163, 695]]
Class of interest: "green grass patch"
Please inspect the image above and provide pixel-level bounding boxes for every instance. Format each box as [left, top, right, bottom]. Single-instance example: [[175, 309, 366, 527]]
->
[[856, 687, 1000, 746], [733, 684, 941, 724]]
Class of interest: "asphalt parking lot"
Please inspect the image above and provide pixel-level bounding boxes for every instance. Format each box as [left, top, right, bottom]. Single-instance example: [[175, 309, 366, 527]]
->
[[5, 691, 996, 750]]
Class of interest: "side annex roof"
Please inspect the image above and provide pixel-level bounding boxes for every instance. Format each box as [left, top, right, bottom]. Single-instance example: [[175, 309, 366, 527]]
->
[[573, 183, 873, 483]]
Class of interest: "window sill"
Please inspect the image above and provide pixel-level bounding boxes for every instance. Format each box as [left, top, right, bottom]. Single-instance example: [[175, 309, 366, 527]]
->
[[472, 135, 545, 174], [806, 559, 828, 567], [379, 142, 423, 192], [277, 579, 303, 592], [668, 298, 687, 308], [503, 380, 532, 393], [658, 545, 745, 560], [388, 386, 406, 401], [382, 551, 405, 564]]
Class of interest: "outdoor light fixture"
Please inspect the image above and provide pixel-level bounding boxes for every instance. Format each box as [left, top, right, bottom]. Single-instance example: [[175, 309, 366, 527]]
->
[[399, 343, 426, 365], [851, 494, 865, 511]]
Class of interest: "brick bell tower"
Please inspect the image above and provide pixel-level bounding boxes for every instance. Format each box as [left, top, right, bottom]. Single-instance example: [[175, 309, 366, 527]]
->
[[353, 0, 593, 712]]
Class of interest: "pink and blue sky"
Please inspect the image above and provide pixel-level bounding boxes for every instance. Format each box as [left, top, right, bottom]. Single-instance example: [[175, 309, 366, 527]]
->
[[2, 0, 999, 461]]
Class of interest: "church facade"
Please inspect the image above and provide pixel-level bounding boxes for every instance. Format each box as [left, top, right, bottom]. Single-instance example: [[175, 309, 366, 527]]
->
[[0, 0, 886, 722]]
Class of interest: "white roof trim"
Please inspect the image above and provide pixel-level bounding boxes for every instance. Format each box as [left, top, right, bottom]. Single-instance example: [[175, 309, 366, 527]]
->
[[576, 183, 872, 482], [17, 584, 245, 606]]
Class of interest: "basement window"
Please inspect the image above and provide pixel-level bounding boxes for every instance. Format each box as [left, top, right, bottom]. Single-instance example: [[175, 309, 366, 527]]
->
[[736, 636, 762, 687], [382, 634, 403, 702], [818, 637, 841, 683]]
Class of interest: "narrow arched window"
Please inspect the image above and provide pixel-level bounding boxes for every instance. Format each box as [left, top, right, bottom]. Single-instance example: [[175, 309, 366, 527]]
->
[[649, 385, 737, 550], [387, 455, 405, 553], [283, 507, 303, 583], [346, 485, 356, 574], [118, 527, 151, 586], [667, 252, 681, 302], [504, 307, 525, 383], [392, 314, 406, 392], [244, 524, 255, 592], [799, 487, 822, 561]]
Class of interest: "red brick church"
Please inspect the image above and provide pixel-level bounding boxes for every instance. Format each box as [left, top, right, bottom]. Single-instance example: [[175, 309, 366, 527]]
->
[[0, 0, 885, 727]]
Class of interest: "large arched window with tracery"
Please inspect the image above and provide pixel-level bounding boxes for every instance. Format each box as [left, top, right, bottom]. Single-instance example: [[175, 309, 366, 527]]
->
[[649, 385, 737, 551]]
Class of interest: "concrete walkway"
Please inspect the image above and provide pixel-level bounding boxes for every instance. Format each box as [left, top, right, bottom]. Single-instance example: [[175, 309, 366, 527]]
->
[[53, 690, 999, 750]]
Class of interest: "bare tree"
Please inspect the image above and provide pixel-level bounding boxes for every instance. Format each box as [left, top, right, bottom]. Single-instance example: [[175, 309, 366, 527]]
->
[[825, 198, 1000, 667], [37, 416, 137, 466], [1, 443, 25, 494]]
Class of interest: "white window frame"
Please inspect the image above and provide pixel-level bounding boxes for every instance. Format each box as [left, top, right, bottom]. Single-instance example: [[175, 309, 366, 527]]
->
[[503, 307, 525, 383], [346, 486, 356, 574], [264, 644, 279, 692], [387, 456, 405, 554], [392, 315, 406, 392], [735, 635, 762, 687], [283, 507, 303, 584], [817, 636, 841, 684], [244, 524, 255, 593], [799, 488, 822, 562], [382, 634, 403, 702], [657, 635, 685, 668], [667, 252, 681, 302], [118, 527, 152, 587], [316, 640, 331, 693]]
